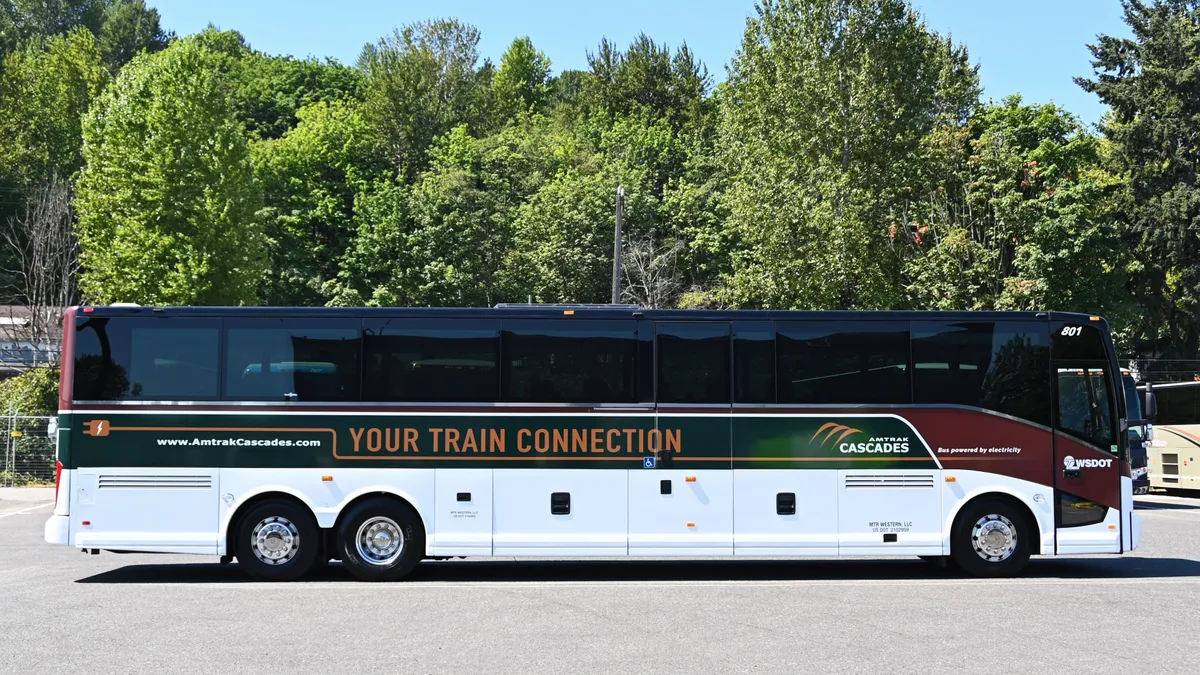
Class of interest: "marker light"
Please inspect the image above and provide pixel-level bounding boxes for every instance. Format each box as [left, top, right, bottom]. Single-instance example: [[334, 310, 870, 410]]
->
[[945, 476, 956, 483], [321, 475, 333, 482], [563, 310, 575, 315], [685, 476, 696, 482]]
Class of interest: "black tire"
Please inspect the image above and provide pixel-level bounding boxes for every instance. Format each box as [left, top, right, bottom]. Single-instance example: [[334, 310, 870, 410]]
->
[[235, 499, 320, 582], [950, 497, 1032, 578], [336, 497, 424, 582]]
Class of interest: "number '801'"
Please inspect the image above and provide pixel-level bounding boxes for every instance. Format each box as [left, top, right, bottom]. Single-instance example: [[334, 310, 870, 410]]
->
[[1061, 326, 1083, 337]]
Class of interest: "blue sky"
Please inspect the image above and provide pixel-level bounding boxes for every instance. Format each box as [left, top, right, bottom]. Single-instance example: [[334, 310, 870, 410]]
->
[[152, 0, 1131, 127]]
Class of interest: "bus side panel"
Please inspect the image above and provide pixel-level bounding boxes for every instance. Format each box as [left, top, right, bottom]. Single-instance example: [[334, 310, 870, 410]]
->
[[432, 468, 493, 556], [72, 467, 220, 553], [1151, 426, 1200, 492], [837, 469, 942, 556], [732, 469, 838, 556], [493, 469, 627, 556]]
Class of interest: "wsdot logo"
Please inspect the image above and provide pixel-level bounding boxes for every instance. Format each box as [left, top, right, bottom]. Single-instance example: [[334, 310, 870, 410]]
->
[[1064, 455, 1113, 470]]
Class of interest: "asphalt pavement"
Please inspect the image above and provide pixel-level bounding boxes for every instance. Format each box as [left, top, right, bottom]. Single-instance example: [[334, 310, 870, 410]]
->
[[2, 492, 1198, 675]]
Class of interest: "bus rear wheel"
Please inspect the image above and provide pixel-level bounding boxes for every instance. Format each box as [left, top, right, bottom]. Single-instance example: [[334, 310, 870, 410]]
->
[[236, 499, 320, 582], [950, 498, 1032, 578], [336, 497, 424, 582]]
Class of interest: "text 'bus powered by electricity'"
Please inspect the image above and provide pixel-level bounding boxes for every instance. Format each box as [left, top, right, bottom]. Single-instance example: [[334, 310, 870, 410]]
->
[[45, 305, 1141, 580]]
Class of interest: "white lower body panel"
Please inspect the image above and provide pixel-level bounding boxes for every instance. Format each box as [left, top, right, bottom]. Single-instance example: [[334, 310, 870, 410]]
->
[[46, 466, 1121, 561]]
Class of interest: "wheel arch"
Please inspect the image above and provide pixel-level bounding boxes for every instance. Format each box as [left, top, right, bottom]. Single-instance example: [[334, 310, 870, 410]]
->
[[946, 489, 1045, 555], [223, 489, 318, 560]]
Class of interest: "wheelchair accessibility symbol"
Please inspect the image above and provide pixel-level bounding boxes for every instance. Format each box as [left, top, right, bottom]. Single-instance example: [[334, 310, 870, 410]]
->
[[643, 456, 656, 469]]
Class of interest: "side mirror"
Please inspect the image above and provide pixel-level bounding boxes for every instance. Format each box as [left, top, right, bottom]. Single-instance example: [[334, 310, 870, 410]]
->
[[1144, 389, 1158, 422]]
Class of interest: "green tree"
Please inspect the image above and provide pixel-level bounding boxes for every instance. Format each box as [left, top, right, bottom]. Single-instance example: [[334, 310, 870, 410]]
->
[[252, 100, 383, 305], [74, 35, 265, 305], [581, 34, 711, 133], [717, 0, 978, 310], [359, 19, 491, 178], [336, 116, 588, 306], [1078, 0, 1200, 362], [0, 0, 105, 56], [492, 36, 550, 122], [509, 159, 656, 303], [235, 51, 363, 139], [96, 0, 170, 72], [0, 27, 104, 186], [900, 98, 1133, 325]]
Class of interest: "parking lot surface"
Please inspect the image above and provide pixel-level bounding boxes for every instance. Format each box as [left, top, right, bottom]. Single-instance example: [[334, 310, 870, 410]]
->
[[2, 493, 1199, 675]]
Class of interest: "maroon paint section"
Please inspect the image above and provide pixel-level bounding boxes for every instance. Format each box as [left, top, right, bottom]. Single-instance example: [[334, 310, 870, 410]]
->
[[58, 307, 76, 412], [902, 409, 1054, 489], [1053, 432, 1123, 511]]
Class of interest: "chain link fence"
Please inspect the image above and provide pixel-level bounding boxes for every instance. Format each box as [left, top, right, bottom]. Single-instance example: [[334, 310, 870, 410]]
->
[[1, 415, 55, 487]]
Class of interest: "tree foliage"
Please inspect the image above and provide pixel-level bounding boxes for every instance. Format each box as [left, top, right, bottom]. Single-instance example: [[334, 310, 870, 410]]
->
[[359, 18, 492, 178], [717, 0, 978, 310], [74, 35, 265, 305], [96, 0, 170, 72], [1079, 0, 1200, 361], [253, 100, 382, 305], [0, 27, 105, 187]]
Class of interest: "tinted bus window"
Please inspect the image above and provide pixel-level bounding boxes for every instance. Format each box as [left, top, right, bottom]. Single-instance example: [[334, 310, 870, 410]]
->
[[657, 323, 730, 404], [911, 321, 1050, 426], [363, 319, 498, 402], [1152, 384, 1200, 425], [502, 320, 638, 403], [734, 323, 774, 404], [776, 322, 910, 404], [224, 319, 360, 401], [73, 317, 219, 401]]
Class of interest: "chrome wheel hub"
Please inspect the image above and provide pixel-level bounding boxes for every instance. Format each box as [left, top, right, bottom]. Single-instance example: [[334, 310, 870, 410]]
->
[[356, 516, 404, 566], [251, 516, 299, 565], [971, 513, 1017, 562]]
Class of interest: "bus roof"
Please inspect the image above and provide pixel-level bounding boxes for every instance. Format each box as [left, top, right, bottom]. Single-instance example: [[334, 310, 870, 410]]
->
[[69, 305, 1109, 326]]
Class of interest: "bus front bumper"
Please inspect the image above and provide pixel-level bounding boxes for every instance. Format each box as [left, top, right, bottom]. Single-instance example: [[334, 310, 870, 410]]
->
[[44, 514, 69, 546]]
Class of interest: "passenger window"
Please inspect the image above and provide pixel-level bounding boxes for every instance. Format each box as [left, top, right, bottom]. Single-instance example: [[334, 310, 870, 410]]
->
[[224, 319, 360, 401], [363, 319, 498, 402], [657, 323, 730, 404], [502, 320, 638, 403], [734, 323, 774, 404], [73, 317, 219, 401], [1056, 367, 1116, 451], [776, 322, 910, 404], [911, 321, 1050, 426]]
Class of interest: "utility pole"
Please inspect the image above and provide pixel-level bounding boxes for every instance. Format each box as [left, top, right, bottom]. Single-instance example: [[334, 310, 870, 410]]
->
[[611, 186, 624, 304]]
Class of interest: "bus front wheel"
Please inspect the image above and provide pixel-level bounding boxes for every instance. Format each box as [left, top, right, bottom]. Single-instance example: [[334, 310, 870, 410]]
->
[[336, 497, 424, 582], [235, 499, 320, 582], [950, 498, 1032, 578]]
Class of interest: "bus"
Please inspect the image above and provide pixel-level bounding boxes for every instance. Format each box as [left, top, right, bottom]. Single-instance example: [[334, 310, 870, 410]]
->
[[1136, 380, 1200, 493], [45, 305, 1140, 580]]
